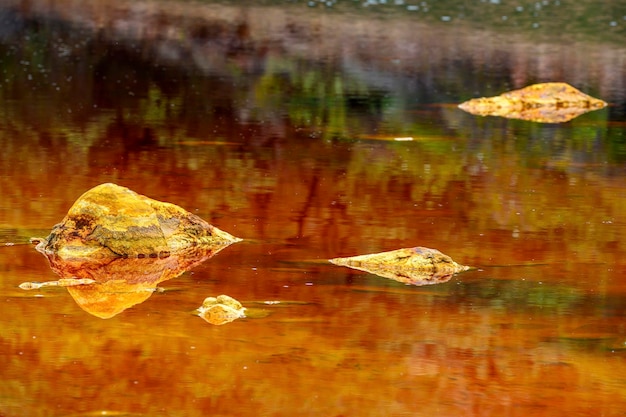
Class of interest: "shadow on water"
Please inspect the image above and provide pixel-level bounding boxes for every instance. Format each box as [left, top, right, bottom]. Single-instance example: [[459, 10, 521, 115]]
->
[[0, 1, 625, 416]]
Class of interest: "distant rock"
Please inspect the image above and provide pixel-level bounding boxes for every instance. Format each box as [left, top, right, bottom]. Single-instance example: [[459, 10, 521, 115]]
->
[[458, 82, 607, 123]]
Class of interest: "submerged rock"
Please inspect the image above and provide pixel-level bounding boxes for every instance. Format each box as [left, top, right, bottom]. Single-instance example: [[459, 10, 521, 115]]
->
[[196, 294, 247, 325], [32, 183, 241, 259], [329, 247, 470, 286], [19, 278, 96, 290], [458, 82, 607, 123]]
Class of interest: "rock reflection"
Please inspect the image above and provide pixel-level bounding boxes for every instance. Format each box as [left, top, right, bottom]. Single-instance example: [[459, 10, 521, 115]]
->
[[23, 244, 230, 319]]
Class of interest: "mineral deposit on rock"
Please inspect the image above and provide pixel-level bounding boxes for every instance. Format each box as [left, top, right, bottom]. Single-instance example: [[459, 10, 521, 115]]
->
[[329, 246, 470, 286], [458, 82, 607, 123], [197, 294, 247, 325], [32, 183, 242, 259]]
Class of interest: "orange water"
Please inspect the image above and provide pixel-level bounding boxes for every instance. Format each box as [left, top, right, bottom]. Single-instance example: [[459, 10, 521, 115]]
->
[[0, 2, 625, 416]]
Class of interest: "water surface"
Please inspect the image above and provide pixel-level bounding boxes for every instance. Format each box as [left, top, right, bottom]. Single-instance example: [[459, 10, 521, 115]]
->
[[0, 1, 625, 416]]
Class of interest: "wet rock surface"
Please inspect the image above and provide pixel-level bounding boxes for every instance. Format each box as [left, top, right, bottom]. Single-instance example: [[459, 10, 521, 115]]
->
[[32, 183, 241, 260], [196, 294, 247, 325], [330, 247, 470, 286], [458, 82, 608, 123]]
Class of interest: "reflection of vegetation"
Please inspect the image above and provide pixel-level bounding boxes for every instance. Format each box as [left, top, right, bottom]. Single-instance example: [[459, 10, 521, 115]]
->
[[361, 271, 586, 314], [1, 7, 625, 417], [462, 279, 584, 314], [254, 57, 393, 140], [0, 11, 622, 151], [0, 10, 625, 270]]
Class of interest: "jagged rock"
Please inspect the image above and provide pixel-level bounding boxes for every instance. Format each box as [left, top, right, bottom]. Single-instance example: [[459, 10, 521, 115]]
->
[[458, 82, 607, 123], [31, 183, 241, 259], [329, 247, 470, 286]]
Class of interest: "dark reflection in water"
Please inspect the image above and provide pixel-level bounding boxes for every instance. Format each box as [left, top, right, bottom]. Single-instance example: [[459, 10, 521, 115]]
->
[[0, 1, 625, 416]]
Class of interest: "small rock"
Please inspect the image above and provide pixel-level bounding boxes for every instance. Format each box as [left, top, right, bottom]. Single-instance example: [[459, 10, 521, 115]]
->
[[197, 294, 246, 325]]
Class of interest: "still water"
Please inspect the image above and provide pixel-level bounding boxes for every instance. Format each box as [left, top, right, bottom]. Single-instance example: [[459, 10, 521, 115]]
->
[[0, 1, 625, 416]]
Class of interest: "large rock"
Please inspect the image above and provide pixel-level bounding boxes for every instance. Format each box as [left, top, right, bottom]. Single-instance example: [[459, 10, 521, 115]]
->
[[32, 183, 241, 259]]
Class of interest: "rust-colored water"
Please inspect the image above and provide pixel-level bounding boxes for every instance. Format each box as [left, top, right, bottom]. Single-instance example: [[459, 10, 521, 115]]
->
[[0, 1, 625, 416]]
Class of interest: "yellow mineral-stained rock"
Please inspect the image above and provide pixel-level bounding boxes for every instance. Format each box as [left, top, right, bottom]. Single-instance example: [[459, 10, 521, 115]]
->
[[31, 183, 242, 259], [26, 183, 240, 318], [196, 294, 246, 325], [458, 82, 607, 123], [329, 247, 470, 286]]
